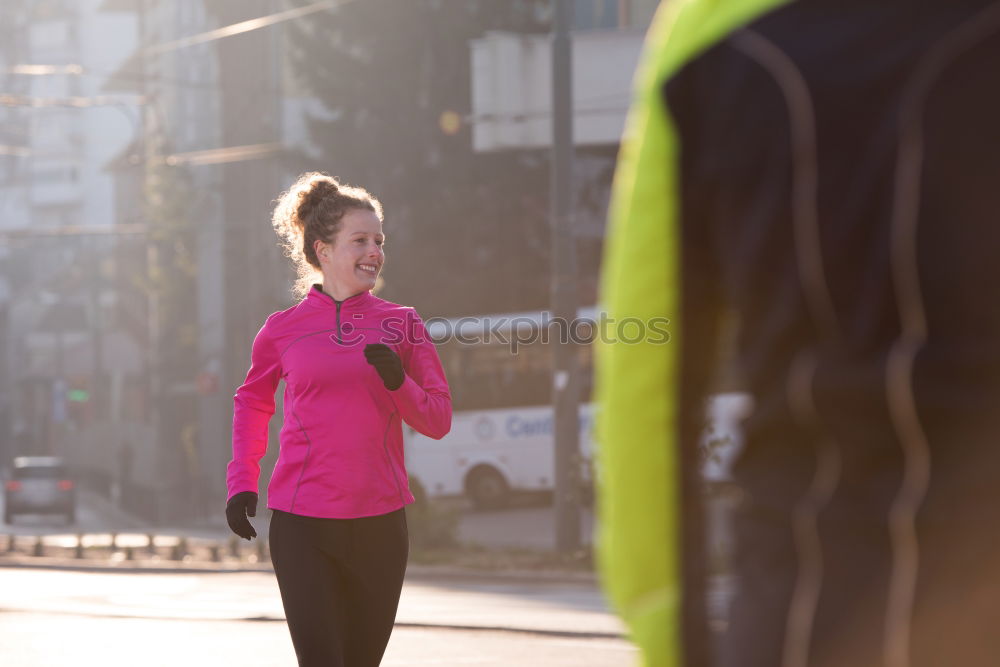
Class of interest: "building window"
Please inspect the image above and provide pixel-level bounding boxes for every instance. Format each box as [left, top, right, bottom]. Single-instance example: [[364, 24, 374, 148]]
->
[[572, 0, 659, 31], [574, 0, 620, 30]]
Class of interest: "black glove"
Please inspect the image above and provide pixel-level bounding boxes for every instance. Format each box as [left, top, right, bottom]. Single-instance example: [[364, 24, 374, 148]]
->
[[226, 491, 258, 540], [364, 343, 405, 391]]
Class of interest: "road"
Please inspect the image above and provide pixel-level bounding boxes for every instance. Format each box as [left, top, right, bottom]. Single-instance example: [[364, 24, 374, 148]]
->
[[3, 612, 634, 666], [0, 487, 638, 664], [0, 483, 738, 664], [1, 487, 140, 535], [0, 567, 636, 666]]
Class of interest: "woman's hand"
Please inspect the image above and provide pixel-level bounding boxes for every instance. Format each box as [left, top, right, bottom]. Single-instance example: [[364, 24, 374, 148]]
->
[[364, 343, 405, 391], [226, 491, 258, 540]]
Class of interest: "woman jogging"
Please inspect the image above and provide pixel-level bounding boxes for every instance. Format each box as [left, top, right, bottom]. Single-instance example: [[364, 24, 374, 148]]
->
[[225, 172, 452, 666]]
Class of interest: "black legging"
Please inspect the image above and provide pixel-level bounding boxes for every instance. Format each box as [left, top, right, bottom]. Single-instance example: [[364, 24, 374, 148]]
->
[[269, 508, 409, 666]]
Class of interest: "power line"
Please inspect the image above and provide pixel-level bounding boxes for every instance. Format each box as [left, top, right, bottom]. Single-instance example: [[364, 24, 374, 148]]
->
[[143, 0, 350, 56], [6, 65, 85, 75], [0, 93, 143, 109], [0, 145, 31, 157], [2, 1, 358, 93], [4, 62, 224, 93], [467, 104, 631, 123], [159, 142, 283, 167], [0, 224, 148, 241]]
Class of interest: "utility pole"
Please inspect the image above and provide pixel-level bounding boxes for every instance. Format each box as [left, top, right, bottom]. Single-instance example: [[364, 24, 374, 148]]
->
[[551, 0, 581, 553], [137, 0, 163, 524]]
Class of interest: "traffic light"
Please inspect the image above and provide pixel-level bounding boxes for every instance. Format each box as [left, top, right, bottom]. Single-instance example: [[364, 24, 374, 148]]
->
[[66, 376, 92, 425], [67, 388, 89, 402]]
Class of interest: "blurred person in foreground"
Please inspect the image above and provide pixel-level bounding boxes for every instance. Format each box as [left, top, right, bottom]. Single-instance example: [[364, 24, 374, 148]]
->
[[225, 172, 452, 666], [595, 1, 1000, 666]]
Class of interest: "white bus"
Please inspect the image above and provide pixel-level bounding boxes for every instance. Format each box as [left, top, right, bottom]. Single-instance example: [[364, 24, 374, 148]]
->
[[403, 308, 752, 509], [406, 403, 597, 509], [404, 308, 597, 509]]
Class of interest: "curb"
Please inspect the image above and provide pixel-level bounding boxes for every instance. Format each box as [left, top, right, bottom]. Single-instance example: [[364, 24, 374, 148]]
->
[[0, 555, 598, 585], [393, 621, 623, 640], [0, 602, 625, 639], [0, 555, 272, 575], [406, 563, 598, 585]]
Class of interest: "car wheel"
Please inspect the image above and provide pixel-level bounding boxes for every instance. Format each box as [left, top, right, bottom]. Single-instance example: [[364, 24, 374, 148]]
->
[[466, 466, 510, 511]]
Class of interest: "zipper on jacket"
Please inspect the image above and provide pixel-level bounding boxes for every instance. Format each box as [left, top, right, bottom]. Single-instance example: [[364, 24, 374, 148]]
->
[[335, 299, 343, 344]]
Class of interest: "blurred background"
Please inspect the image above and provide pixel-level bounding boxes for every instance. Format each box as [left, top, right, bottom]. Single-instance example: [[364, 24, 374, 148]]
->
[[0, 0, 664, 527]]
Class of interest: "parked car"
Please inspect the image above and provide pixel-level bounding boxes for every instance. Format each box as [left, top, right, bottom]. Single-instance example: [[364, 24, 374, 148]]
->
[[3, 456, 76, 525]]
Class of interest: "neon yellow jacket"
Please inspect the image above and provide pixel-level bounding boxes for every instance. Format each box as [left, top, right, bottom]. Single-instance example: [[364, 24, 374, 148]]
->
[[595, 1, 790, 665]]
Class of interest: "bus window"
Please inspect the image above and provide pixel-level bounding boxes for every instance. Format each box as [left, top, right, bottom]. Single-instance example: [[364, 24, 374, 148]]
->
[[435, 322, 593, 413]]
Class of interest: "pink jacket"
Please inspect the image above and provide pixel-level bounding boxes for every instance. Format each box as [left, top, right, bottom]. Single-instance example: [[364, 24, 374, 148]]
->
[[227, 286, 452, 518]]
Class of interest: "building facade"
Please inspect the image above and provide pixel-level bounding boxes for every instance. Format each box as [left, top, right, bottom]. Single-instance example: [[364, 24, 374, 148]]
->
[[0, 0, 141, 488]]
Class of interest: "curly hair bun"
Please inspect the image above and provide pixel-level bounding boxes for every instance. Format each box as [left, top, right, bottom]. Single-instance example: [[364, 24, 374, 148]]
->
[[296, 177, 340, 227]]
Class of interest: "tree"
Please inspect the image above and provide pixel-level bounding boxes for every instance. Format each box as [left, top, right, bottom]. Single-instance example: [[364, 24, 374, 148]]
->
[[286, 0, 553, 316]]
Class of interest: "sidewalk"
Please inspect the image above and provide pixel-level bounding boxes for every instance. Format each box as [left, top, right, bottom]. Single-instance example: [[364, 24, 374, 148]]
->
[[2, 491, 599, 584], [0, 565, 626, 639]]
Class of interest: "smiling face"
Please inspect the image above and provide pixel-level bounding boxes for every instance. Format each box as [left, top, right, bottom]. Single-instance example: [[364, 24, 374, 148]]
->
[[314, 208, 385, 300]]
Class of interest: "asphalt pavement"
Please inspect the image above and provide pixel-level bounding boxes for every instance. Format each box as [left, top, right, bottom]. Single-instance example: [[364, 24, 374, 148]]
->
[[0, 568, 635, 666], [0, 487, 740, 665], [4, 613, 636, 667], [0, 567, 624, 637]]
